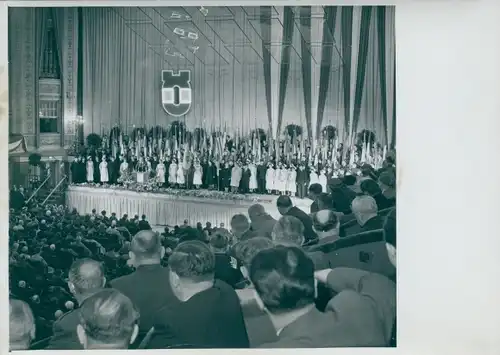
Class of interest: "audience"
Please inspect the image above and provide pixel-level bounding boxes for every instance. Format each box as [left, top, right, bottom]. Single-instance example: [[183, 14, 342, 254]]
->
[[308, 183, 323, 214], [48, 258, 106, 349], [276, 195, 318, 243], [10, 299, 36, 350], [9, 165, 397, 349], [148, 241, 249, 348], [76, 289, 139, 349], [250, 246, 396, 347]]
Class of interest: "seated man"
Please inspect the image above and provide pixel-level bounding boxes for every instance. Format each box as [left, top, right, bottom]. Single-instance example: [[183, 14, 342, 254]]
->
[[248, 204, 276, 240], [10, 299, 36, 350], [148, 240, 249, 348], [308, 183, 323, 214], [209, 230, 245, 289], [250, 246, 396, 347], [272, 215, 329, 270], [232, 237, 277, 347], [110, 230, 179, 341], [345, 195, 383, 236], [309, 210, 341, 249], [276, 195, 317, 244], [48, 258, 107, 349], [76, 289, 139, 349], [230, 214, 256, 241]]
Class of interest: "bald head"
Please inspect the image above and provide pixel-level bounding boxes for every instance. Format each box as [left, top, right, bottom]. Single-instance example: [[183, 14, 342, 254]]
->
[[10, 299, 35, 349], [68, 259, 106, 295], [351, 195, 378, 225], [130, 230, 164, 264], [312, 209, 339, 237]]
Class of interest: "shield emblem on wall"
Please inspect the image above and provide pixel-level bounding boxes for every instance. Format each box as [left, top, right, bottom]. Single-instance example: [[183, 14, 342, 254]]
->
[[161, 70, 192, 117]]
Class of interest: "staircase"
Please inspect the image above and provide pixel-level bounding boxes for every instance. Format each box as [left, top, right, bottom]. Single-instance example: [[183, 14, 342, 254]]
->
[[37, 188, 65, 206]]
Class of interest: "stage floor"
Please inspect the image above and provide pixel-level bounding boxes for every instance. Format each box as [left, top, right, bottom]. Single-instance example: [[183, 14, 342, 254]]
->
[[66, 185, 312, 228]]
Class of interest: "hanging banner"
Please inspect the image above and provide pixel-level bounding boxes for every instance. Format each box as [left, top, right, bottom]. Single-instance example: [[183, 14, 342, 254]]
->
[[161, 70, 192, 117]]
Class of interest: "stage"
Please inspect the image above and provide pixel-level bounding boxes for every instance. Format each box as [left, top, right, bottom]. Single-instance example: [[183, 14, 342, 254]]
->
[[66, 185, 312, 227]]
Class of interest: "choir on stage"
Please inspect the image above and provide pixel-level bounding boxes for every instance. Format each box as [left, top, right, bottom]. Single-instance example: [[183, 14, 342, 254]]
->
[[71, 126, 393, 198]]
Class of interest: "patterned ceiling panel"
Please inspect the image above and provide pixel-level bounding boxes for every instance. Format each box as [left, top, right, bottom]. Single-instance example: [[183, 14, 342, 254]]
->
[[225, 44, 262, 64], [206, 19, 252, 45], [113, 7, 151, 22], [242, 6, 279, 19]]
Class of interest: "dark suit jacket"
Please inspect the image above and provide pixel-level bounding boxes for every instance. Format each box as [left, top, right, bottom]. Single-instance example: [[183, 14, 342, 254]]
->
[[110, 264, 180, 335], [344, 216, 383, 237], [241, 298, 277, 347], [259, 268, 396, 348], [148, 279, 249, 349], [47, 307, 84, 349], [285, 206, 318, 243]]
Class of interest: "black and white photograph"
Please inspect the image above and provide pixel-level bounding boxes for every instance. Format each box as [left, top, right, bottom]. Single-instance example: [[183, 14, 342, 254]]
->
[[8, 3, 398, 350]]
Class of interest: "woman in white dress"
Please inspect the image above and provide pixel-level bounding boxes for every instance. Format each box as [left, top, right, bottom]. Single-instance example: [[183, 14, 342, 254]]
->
[[168, 160, 178, 187], [86, 156, 94, 183], [156, 160, 166, 184], [309, 168, 320, 189], [318, 169, 328, 194], [248, 162, 258, 193], [176, 161, 185, 188], [287, 165, 297, 196], [265, 163, 275, 194], [193, 160, 203, 189], [278, 164, 288, 195], [99, 156, 109, 184], [230, 162, 242, 193], [119, 156, 129, 181]]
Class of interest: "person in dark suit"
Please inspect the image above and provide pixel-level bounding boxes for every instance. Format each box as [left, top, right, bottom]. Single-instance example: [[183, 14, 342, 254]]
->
[[345, 195, 384, 236], [10, 299, 36, 350], [250, 246, 396, 347], [47, 258, 106, 349], [231, 237, 277, 347], [309, 210, 341, 249], [110, 230, 179, 342], [296, 164, 309, 199], [256, 162, 267, 193], [76, 289, 139, 349], [148, 241, 249, 348], [328, 178, 357, 214], [230, 214, 257, 242], [208, 230, 245, 289], [308, 183, 323, 214], [276, 195, 317, 244], [360, 179, 393, 210]]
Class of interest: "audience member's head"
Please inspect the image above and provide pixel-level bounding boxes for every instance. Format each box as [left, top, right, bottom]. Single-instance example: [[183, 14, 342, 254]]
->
[[209, 229, 230, 253], [351, 195, 378, 226], [276, 195, 293, 215], [312, 210, 340, 241], [168, 241, 215, 301], [378, 172, 396, 191], [9, 299, 35, 350], [360, 179, 382, 196], [272, 215, 305, 246], [383, 208, 396, 267], [77, 289, 139, 349], [230, 214, 250, 239], [248, 204, 267, 222], [308, 183, 323, 200], [250, 246, 315, 318], [343, 175, 357, 186], [232, 237, 274, 280], [129, 230, 165, 267], [317, 193, 334, 210], [68, 258, 106, 303]]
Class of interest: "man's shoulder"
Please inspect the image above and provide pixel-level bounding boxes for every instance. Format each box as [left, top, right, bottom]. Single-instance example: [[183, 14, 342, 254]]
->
[[54, 309, 80, 330]]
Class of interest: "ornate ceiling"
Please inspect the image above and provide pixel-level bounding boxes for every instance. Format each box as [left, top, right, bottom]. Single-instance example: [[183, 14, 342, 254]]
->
[[113, 6, 343, 69]]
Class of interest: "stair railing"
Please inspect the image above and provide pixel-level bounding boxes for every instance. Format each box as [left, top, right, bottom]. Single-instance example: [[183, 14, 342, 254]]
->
[[41, 175, 67, 206], [26, 172, 51, 204]]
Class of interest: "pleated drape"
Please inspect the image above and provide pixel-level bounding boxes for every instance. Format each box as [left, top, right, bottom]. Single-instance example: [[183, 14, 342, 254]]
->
[[34, 8, 48, 147]]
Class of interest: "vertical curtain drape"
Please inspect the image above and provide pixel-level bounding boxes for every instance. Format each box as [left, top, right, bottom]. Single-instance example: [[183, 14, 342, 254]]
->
[[377, 6, 388, 145], [260, 6, 273, 136], [276, 6, 295, 138], [315, 6, 337, 138], [299, 6, 312, 142], [340, 7, 353, 143], [351, 7, 372, 137]]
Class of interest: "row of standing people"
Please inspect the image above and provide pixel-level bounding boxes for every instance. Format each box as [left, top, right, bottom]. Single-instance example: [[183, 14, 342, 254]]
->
[[72, 156, 338, 197]]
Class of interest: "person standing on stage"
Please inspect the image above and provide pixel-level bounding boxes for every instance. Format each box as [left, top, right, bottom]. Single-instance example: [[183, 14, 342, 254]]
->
[[265, 162, 275, 194], [169, 159, 178, 188], [296, 163, 309, 199], [231, 161, 242, 193], [156, 159, 166, 185], [287, 164, 297, 197], [193, 159, 203, 189], [256, 160, 267, 194], [99, 156, 109, 184], [248, 161, 258, 194], [176, 160, 185, 188], [86, 156, 94, 183]]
